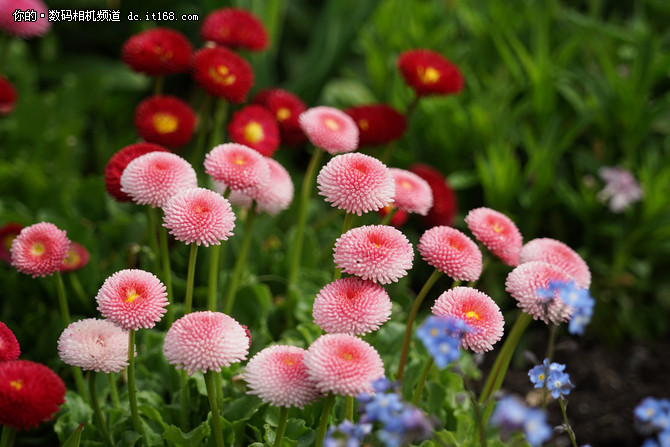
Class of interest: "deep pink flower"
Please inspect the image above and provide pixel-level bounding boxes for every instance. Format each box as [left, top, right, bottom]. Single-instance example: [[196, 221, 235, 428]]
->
[[227, 105, 280, 157], [192, 46, 254, 104], [252, 88, 307, 146], [11, 222, 70, 278], [57, 318, 129, 373], [299, 107, 359, 154], [163, 311, 249, 375], [0, 322, 20, 362], [417, 226, 482, 282], [120, 151, 198, 208], [204, 143, 270, 195], [0, 223, 23, 263], [200, 8, 269, 51], [96, 269, 168, 331], [134, 95, 197, 149], [333, 225, 414, 284], [244, 345, 319, 408], [0, 0, 50, 39], [397, 49, 464, 97], [162, 187, 236, 246], [60, 242, 90, 273], [344, 104, 406, 146], [0, 75, 17, 116], [505, 261, 574, 324], [465, 207, 523, 266], [431, 287, 504, 353], [121, 28, 192, 76], [304, 334, 384, 396], [104, 143, 169, 203], [313, 278, 391, 335], [520, 238, 591, 289], [317, 153, 395, 216], [0, 360, 65, 430], [389, 168, 433, 216]]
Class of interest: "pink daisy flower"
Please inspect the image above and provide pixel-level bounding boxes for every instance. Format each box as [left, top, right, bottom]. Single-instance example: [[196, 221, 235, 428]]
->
[[299, 106, 359, 155], [520, 238, 591, 289], [0, 0, 50, 39], [417, 226, 482, 282], [389, 168, 433, 216], [96, 269, 168, 331], [333, 225, 414, 284], [313, 277, 392, 335], [464, 207, 523, 266], [11, 222, 70, 278], [120, 151, 198, 208], [0, 322, 20, 362], [60, 241, 90, 273], [317, 153, 395, 216], [163, 311, 249, 375], [244, 345, 319, 408], [57, 318, 130, 373], [162, 187, 236, 247], [204, 143, 270, 195], [304, 334, 384, 396], [431, 287, 504, 353], [505, 261, 574, 324]]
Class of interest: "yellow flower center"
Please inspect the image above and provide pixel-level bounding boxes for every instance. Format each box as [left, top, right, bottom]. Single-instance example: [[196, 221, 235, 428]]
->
[[243, 121, 265, 144], [209, 65, 237, 86], [283, 356, 295, 366], [358, 119, 369, 131], [492, 222, 503, 234], [324, 118, 339, 131], [153, 113, 179, 134], [418, 66, 441, 84], [3, 235, 16, 251], [399, 180, 413, 190], [30, 242, 45, 256], [153, 46, 173, 62], [10, 380, 23, 391], [125, 290, 140, 303], [430, 328, 439, 337], [63, 250, 80, 268], [538, 373, 545, 381], [340, 351, 354, 361], [276, 107, 291, 121], [233, 156, 246, 165], [465, 310, 480, 320]]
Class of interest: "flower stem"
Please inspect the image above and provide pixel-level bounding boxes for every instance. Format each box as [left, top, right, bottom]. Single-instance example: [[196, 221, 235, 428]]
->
[[204, 370, 226, 447], [345, 395, 354, 421], [274, 406, 289, 447], [184, 244, 199, 315], [88, 372, 113, 447], [145, 206, 160, 273], [109, 373, 121, 410], [191, 94, 213, 170], [0, 426, 16, 447], [545, 323, 557, 361], [315, 393, 336, 447], [559, 397, 579, 447], [159, 223, 175, 326], [224, 202, 257, 315], [69, 272, 89, 310], [180, 370, 190, 430], [397, 269, 443, 380], [207, 244, 220, 311], [127, 330, 147, 443], [208, 99, 229, 149], [153, 76, 164, 96], [412, 357, 434, 405]]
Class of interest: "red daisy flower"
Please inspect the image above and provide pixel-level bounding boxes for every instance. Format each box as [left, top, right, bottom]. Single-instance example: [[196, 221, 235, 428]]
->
[[0, 0, 50, 39], [121, 28, 192, 76], [0, 321, 20, 362], [397, 49, 464, 97], [104, 143, 169, 202], [134, 96, 197, 149], [344, 104, 406, 146], [409, 164, 458, 227], [192, 46, 254, 103], [520, 238, 591, 289], [0, 223, 23, 263], [228, 105, 280, 157], [0, 75, 17, 116], [11, 222, 70, 278], [60, 241, 90, 273], [465, 207, 523, 267], [0, 360, 66, 430], [200, 7, 269, 51], [252, 88, 307, 146], [417, 226, 482, 282]]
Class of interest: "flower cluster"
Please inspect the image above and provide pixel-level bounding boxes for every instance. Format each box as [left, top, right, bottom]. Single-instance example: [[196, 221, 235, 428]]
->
[[416, 315, 472, 368], [538, 280, 595, 335], [325, 420, 372, 447], [528, 359, 574, 399], [597, 166, 643, 213], [491, 395, 552, 447], [634, 397, 670, 447]]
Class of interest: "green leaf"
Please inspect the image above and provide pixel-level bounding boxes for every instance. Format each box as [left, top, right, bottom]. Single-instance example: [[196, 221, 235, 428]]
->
[[163, 422, 211, 447], [54, 391, 93, 444], [61, 423, 84, 447], [223, 395, 263, 422]]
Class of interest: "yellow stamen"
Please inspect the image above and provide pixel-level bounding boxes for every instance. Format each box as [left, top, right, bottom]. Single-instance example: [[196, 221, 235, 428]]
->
[[276, 107, 291, 121], [244, 122, 264, 144], [324, 118, 339, 130], [283, 357, 295, 366], [418, 66, 441, 84], [399, 180, 413, 190], [153, 113, 179, 134], [209, 65, 236, 86], [10, 380, 23, 391], [340, 352, 354, 361], [125, 290, 140, 303], [358, 119, 369, 131], [30, 242, 45, 256], [153, 46, 173, 62], [430, 328, 439, 337], [465, 310, 480, 320]]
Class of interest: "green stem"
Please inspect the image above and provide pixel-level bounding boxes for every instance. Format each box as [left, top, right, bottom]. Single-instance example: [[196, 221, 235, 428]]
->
[[159, 223, 175, 326], [274, 406, 289, 447], [207, 244, 221, 311], [127, 330, 147, 443], [184, 244, 199, 315], [89, 372, 113, 447], [0, 426, 16, 447], [69, 273, 89, 310], [153, 76, 164, 96], [315, 393, 336, 447], [397, 269, 443, 380], [109, 373, 121, 410], [208, 99, 229, 149], [412, 358, 434, 405], [205, 371, 226, 447], [215, 373, 224, 416], [180, 370, 190, 431], [559, 397, 579, 447], [380, 207, 396, 226], [545, 323, 557, 361], [191, 94, 214, 170], [146, 207, 160, 273], [224, 202, 257, 314], [345, 395, 354, 421]]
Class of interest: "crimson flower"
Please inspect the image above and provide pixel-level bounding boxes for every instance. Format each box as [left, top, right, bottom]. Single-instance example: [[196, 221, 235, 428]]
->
[[121, 28, 192, 76]]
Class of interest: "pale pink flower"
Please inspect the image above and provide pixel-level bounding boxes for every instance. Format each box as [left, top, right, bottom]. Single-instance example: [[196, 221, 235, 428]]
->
[[120, 152, 197, 208], [304, 333, 384, 396], [432, 287, 504, 353], [299, 106, 359, 154], [162, 187, 236, 246], [204, 143, 270, 195], [313, 277, 392, 335], [96, 269, 168, 331], [389, 168, 433, 216], [597, 166, 643, 213], [57, 318, 130, 373], [0, 0, 50, 39], [163, 311, 249, 375], [520, 238, 591, 288], [417, 226, 482, 282], [11, 222, 70, 278], [333, 225, 414, 284], [505, 261, 574, 324], [244, 345, 319, 408], [465, 207, 523, 266], [317, 153, 395, 216]]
